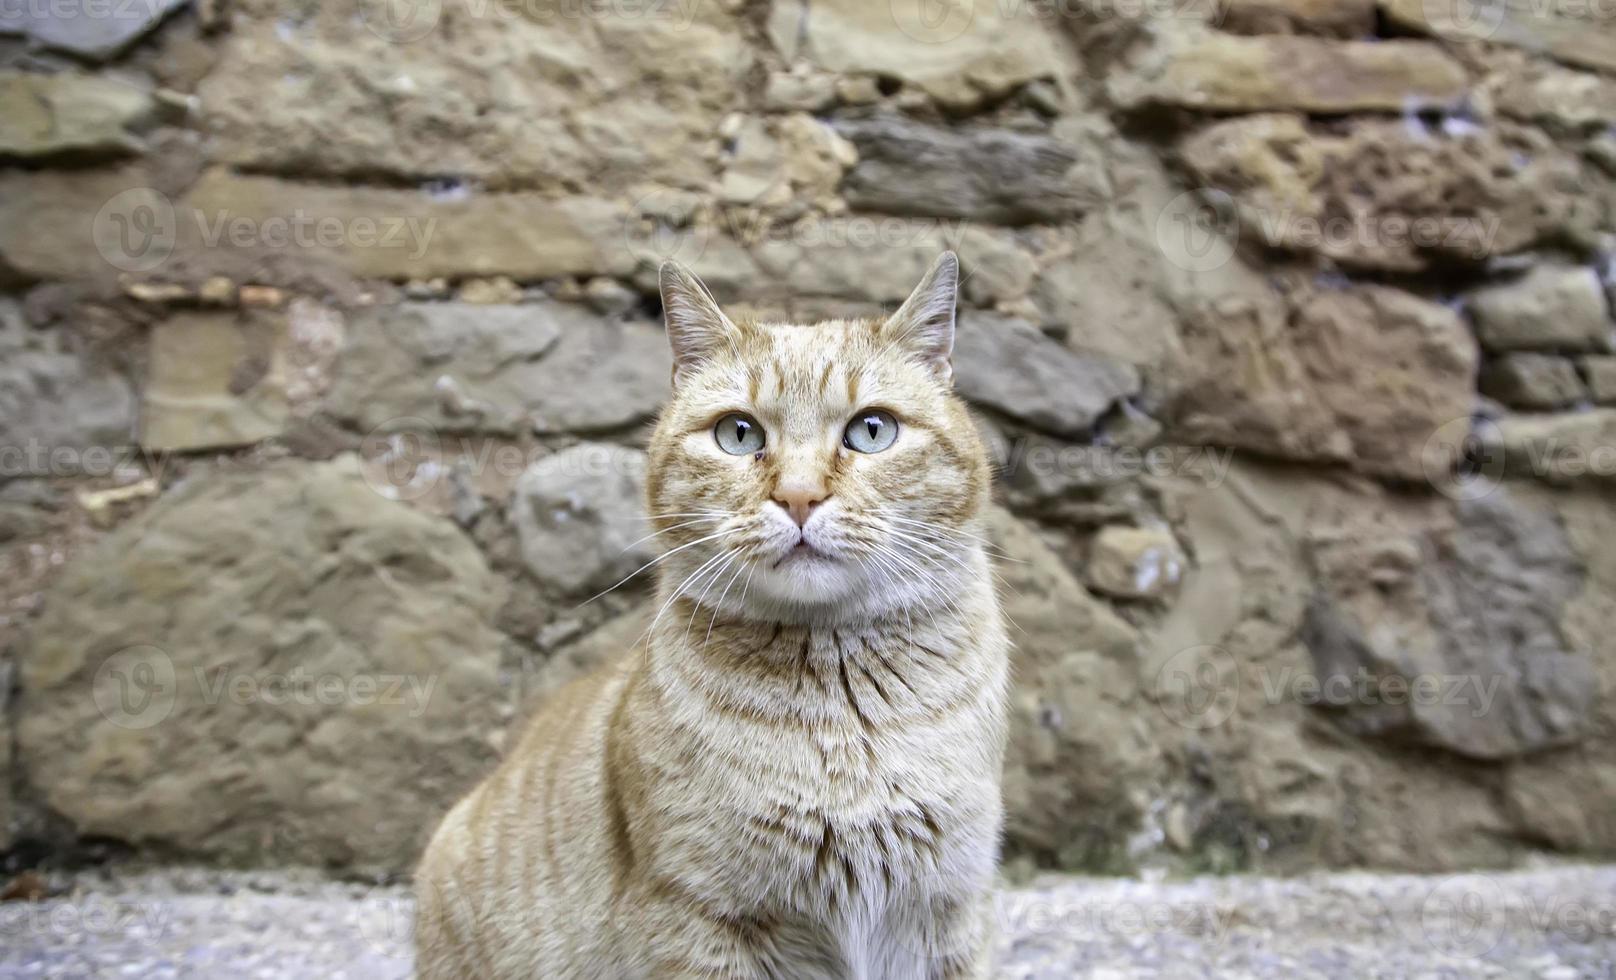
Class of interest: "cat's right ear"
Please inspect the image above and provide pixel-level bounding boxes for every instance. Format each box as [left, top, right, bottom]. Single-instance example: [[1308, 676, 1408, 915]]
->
[[660, 260, 738, 387]]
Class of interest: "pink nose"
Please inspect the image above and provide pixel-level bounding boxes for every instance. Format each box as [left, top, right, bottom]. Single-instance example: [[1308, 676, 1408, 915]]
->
[[772, 487, 827, 528]]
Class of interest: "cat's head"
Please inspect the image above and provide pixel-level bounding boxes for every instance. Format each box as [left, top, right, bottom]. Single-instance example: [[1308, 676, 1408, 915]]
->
[[645, 252, 991, 623]]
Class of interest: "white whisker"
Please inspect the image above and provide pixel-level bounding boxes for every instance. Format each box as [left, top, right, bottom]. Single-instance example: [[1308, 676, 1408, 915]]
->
[[579, 527, 734, 607]]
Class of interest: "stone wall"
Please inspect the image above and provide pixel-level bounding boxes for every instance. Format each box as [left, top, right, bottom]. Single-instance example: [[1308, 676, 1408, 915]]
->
[[2, 0, 1615, 878]]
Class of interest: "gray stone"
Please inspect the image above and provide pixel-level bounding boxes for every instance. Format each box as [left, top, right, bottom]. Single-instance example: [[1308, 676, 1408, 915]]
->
[[1479, 353, 1588, 411], [958, 227, 1038, 306], [836, 116, 1106, 224], [322, 302, 670, 436], [1302, 490, 1594, 759], [0, 70, 156, 158], [15, 456, 509, 873], [0, 655, 9, 851], [0, 300, 136, 480], [0, 0, 186, 61], [1470, 265, 1613, 353], [141, 310, 290, 451], [954, 314, 1140, 438], [511, 443, 655, 595], [1583, 355, 1616, 403]]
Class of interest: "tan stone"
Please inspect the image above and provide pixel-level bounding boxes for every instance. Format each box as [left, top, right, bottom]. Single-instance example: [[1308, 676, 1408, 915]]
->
[[196, 1, 751, 192], [457, 276, 522, 304], [198, 276, 236, 304], [1087, 526, 1185, 601], [768, 0, 1063, 111], [122, 280, 193, 303], [179, 170, 634, 282], [75, 479, 159, 528], [1221, 0, 1376, 36], [1583, 356, 1616, 404], [0, 70, 154, 158], [1110, 26, 1468, 113], [238, 285, 286, 308], [986, 506, 1163, 871], [1181, 115, 1593, 271], [0, 167, 163, 282], [718, 114, 855, 212], [141, 310, 290, 451], [17, 457, 509, 873], [1469, 265, 1613, 353], [1382, 0, 1616, 74], [1480, 354, 1588, 411], [762, 70, 836, 112], [1488, 53, 1616, 131], [1171, 283, 1479, 480], [1480, 410, 1616, 483]]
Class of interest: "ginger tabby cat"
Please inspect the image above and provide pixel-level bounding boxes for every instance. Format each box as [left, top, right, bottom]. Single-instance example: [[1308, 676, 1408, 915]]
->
[[415, 252, 1010, 979]]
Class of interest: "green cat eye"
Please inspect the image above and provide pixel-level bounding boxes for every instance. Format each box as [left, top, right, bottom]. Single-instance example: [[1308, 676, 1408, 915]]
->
[[843, 410, 899, 454], [714, 413, 765, 455]]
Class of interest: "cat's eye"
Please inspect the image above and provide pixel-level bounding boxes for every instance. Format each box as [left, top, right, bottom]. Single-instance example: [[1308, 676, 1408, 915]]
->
[[843, 410, 899, 454], [714, 413, 765, 455]]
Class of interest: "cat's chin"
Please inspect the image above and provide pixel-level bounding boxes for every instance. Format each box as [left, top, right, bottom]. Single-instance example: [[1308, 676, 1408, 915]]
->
[[730, 552, 927, 624]]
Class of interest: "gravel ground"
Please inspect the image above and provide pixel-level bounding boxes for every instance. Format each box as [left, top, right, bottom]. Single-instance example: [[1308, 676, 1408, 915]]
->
[[0, 864, 1612, 978]]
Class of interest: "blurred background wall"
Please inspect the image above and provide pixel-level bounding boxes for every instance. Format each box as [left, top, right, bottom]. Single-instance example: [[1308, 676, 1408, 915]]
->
[[2, 0, 1615, 880]]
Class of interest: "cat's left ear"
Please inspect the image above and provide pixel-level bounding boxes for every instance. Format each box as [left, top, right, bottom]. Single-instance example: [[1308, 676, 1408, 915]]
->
[[660, 260, 739, 387], [884, 251, 958, 383]]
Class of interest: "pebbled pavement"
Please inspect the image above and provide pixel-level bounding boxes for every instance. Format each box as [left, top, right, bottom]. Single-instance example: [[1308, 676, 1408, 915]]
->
[[1, 864, 1612, 979]]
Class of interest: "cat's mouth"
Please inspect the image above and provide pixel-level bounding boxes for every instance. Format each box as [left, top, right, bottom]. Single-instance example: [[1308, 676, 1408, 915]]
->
[[773, 536, 825, 567]]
